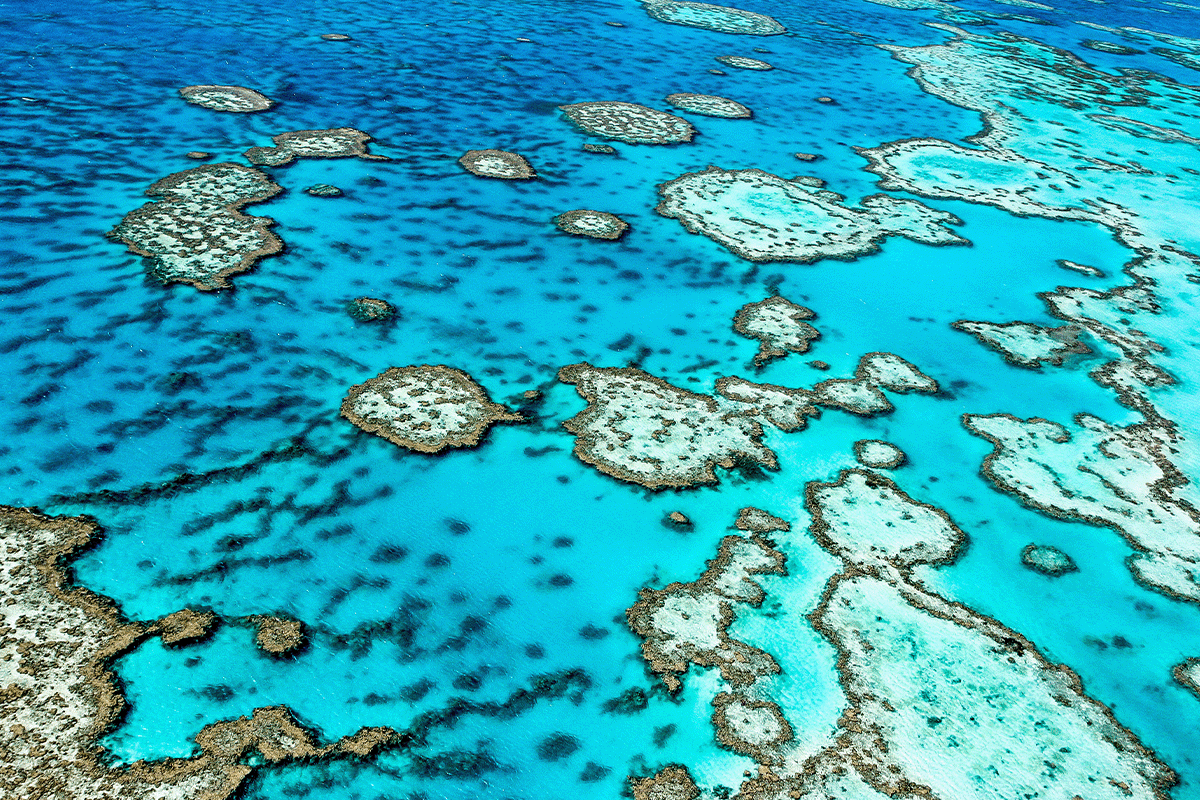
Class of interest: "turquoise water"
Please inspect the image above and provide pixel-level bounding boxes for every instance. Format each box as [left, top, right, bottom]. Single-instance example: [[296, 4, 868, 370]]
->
[[4, 0, 1200, 796]]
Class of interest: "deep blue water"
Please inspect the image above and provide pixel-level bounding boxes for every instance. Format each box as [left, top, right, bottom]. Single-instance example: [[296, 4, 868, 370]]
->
[[3, 0, 1200, 797]]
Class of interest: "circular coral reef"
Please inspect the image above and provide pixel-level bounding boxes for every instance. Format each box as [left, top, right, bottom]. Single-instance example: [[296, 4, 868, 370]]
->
[[179, 84, 273, 113], [853, 439, 906, 469], [458, 149, 536, 179], [1020, 544, 1078, 577], [554, 209, 630, 240], [560, 101, 695, 145], [665, 93, 752, 118], [347, 297, 396, 322], [341, 365, 521, 453]]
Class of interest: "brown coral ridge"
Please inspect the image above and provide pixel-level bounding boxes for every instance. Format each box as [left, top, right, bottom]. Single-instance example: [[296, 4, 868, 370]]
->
[[251, 614, 307, 656], [341, 365, 522, 453], [244, 128, 386, 167], [631, 764, 700, 800], [626, 524, 787, 692], [108, 163, 283, 291], [0, 505, 402, 800]]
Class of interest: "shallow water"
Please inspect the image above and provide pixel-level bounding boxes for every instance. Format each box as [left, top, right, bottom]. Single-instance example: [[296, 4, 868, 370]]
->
[[4, 0, 1200, 797]]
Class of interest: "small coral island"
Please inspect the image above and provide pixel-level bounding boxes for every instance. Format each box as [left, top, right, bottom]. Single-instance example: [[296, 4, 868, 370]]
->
[[665, 93, 752, 118], [179, 84, 273, 112], [458, 149, 537, 179], [553, 209, 630, 240], [559, 101, 696, 145], [640, 0, 786, 35], [244, 128, 384, 167], [341, 365, 521, 453], [109, 163, 283, 290], [732, 295, 819, 365]]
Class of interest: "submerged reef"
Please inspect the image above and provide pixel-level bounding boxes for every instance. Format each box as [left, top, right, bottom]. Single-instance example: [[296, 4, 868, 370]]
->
[[0, 506, 400, 800], [626, 475, 1176, 800], [553, 209, 630, 240], [458, 149, 536, 179], [732, 295, 819, 366], [559, 101, 696, 145], [346, 296, 396, 322], [252, 615, 307, 656], [244, 128, 382, 167], [178, 84, 273, 112], [631, 764, 699, 800], [640, 0, 785, 35], [558, 363, 778, 489], [582, 142, 617, 154], [1021, 543, 1078, 576], [1175, 659, 1200, 700], [109, 163, 283, 291], [656, 166, 966, 262], [953, 320, 1091, 368], [853, 439, 906, 469], [811, 351, 939, 416], [715, 54, 773, 70], [664, 93, 752, 118], [305, 183, 343, 197], [341, 365, 521, 453]]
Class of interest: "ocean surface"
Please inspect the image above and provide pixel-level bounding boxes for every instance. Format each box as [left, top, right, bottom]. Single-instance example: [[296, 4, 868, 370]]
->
[[2, 0, 1200, 797]]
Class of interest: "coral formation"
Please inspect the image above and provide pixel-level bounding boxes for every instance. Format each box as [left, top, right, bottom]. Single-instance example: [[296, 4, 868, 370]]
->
[[347, 296, 396, 322], [252, 615, 307, 656], [458, 149, 537, 179], [1020, 543, 1078, 576], [0, 506, 401, 800], [640, 0, 785, 35], [179, 85, 273, 112], [656, 166, 966, 263], [305, 183, 343, 197], [109, 163, 283, 291], [953, 320, 1091, 368], [559, 101, 696, 144], [553, 209, 630, 240], [665, 93, 752, 118], [715, 55, 773, 69], [152, 608, 217, 647], [558, 363, 777, 489], [244, 128, 382, 167], [812, 352, 939, 416], [732, 295, 819, 366], [583, 142, 617, 154], [341, 365, 521, 453], [853, 439, 905, 469], [631, 764, 699, 800]]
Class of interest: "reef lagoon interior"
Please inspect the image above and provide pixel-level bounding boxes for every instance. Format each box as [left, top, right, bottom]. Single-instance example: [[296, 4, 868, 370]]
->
[[4, 0, 1200, 798]]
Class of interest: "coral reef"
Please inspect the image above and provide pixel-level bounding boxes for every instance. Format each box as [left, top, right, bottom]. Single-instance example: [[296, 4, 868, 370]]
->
[[732, 295, 819, 365], [244, 128, 383, 167], [1020, 543, 1078, 576], [812, 352, 938, 416], [347, 296, 396, 322], [665, 93, 752, 118], [656, 166, 966, 262], [853, 439, 905, 469], [558, 363, 777, 489], [631, 764, 699, 800], [554, 209, 630, 240], [179, 85, 272, 112], [715, 54, 773, 70], [559, 101, 695, 144], [109, 163, 283, 290], [953, 320, 1091, 368], [251, 615, 307, 656], [640, 0, 785, 35], [458, 149, 537, 179], [305, 183, 343, 197], [341, 365, 521, 453]]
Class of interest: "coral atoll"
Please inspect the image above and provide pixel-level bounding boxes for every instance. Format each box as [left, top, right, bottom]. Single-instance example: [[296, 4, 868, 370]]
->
[[853, 439, 906, 469], [109, 163, 283, 291], [341, 365, 521, 453], [656, 166, 966, 262]]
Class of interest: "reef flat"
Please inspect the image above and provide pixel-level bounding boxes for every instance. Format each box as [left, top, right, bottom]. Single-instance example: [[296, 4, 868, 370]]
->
[[559, 101, 696, 144], [244, 128, 381, 167], [178, 84, 272, 112], [656, 167, 966, 262], [109, 163, 282, 290], [640, 0, 786, 35], [952, 320, 1092, 368], [732, 296, 819, 366], [664, 93, 752, 118], [0, 506, 398, 799], [458, 149, 537, 179], [341, 365, 521, 453], [628, 472, 1176, 800]]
